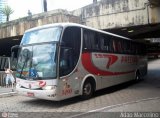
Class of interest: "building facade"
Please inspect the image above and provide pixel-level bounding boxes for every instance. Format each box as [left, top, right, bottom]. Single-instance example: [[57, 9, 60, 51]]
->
[[0, 0, 7, 23]]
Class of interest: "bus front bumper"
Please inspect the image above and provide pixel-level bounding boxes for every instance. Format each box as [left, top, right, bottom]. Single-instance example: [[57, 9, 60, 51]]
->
[[16, 86, 59, 101]]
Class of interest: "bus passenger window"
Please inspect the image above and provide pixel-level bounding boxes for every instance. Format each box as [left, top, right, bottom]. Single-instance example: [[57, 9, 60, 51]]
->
[[123, 40, 131, 54], [117, 41, 122, 53], [83, 30, 99, 51], [88, 31, 96, 50], [83, 31, 91, 50], [127, 41, 131, 54], [99, 34, 109, 51], [93, 32, 100, 50], [112, 40, 117, 52], [94, 36, 99, 50], [100, 38, 105, 50], [131, 42, 136, 54]]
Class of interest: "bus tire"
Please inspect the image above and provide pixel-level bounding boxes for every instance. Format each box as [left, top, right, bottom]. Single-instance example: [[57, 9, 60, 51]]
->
[[81, 80, 94, 100]]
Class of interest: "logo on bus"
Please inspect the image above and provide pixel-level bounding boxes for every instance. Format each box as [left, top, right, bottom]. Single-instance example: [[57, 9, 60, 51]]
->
[[38, 81, 46, 87], [121, 56, 138, 64], [62, 83, 72, 96], [94, 53, 118, 68], [81, 53, 134, 76]]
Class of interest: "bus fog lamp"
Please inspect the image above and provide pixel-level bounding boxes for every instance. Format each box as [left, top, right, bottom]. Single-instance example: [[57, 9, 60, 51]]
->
[[16, 83, 21, 87], [43, 85, 57, 90]]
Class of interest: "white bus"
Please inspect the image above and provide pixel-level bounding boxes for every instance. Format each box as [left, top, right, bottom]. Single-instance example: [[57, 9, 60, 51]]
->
[[13, 23, 147, 101]]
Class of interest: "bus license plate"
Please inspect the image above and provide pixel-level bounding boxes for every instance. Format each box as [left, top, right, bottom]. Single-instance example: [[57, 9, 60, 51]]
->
[[27, 92, 34, 97]]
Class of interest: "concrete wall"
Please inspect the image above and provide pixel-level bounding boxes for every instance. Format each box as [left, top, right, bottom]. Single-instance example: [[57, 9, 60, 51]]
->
[[72, 0, 160, 29], [0, 9, 80, 39], [0, 0, 160, 39]]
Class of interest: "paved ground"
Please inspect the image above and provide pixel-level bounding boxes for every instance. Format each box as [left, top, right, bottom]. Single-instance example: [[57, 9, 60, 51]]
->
[[0, 86, 15, 93], [105, 97, 160, 112], [0, 59, 160, 118]]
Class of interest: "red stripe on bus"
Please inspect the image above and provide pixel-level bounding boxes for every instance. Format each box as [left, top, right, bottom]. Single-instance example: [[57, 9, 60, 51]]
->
[[38, 80, 46, 87], [81, 53, 134, 76]]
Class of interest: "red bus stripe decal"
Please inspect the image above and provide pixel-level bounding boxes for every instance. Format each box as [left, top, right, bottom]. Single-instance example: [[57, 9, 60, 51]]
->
[[81, 53, 134, 76]]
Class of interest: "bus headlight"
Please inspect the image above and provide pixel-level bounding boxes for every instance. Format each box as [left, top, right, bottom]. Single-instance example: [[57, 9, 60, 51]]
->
[[42, 85, 57, 90]]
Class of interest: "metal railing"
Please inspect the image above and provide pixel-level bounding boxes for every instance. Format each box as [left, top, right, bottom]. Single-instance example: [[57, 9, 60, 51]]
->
[[0, 57, 10, 71], [0, 56, 17, 92], [0, 71, 16, 92], [0, 71, 6, 87]]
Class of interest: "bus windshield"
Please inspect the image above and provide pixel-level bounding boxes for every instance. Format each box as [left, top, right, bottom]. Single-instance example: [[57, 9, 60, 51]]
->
[[21, 27, 62, 45], [16, 43, 57, 80]]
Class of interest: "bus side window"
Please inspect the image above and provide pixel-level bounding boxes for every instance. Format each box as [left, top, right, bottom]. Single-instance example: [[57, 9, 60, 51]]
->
[[93, 32, 100, 50], [109, 36, 115, 53], [131, 42, 136, 55], [88, 31, 96, 49], [99, 34, 109, 51], [122, 40, 127, 54], [94, 36, 98, 49], [123, 40, 130, 54], [60, 27, 81, 77], [59, 48, 73, 76], [112, 39, 119, 53], [83, 30, 92, 50], [83, 29, 100, 51], [112, 40, 116, 52], [117, 40, 122, 53]]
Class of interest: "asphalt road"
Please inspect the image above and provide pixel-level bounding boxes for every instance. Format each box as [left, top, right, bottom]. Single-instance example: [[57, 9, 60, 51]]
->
[[0, 58, 160, 118]]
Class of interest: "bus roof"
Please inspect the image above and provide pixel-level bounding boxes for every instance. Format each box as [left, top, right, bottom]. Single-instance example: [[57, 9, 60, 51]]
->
[[25, 22, 131, 40]]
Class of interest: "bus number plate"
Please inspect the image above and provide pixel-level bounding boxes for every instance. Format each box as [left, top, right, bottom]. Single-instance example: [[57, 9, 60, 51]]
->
[[27, 92, 34, 97]]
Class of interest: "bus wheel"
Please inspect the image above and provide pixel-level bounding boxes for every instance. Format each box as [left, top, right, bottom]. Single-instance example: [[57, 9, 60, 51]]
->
[[81, 80, 94, 99]]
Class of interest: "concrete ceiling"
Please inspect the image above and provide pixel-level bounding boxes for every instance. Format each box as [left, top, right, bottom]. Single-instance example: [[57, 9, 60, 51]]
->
[[0, 36, 22, 57], [149, 0, 160, 6], [105, 23, 160, 40]]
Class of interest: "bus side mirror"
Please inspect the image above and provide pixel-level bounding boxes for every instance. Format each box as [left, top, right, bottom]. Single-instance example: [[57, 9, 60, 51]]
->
[[11, 45, 20, 58]]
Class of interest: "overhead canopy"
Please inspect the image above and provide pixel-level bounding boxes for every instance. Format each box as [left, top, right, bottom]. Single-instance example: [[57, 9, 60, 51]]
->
[[0, 36, 22, 57], [149, 0, 160, 6], [105, 23, 160, 40]]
